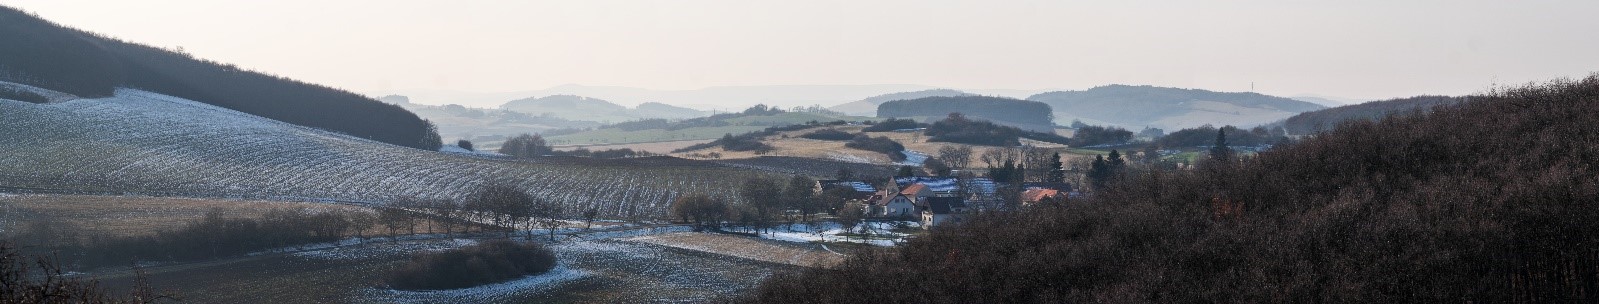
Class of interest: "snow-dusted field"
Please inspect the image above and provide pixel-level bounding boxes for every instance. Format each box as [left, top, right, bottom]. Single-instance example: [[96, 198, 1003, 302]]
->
[[740, 221, 919, 247], [0, 85, 775, 218], [91, 225, 804, 303]]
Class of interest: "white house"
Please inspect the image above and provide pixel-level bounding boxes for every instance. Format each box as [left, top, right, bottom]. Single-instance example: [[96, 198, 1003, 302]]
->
[[921, 197, 969, 228]]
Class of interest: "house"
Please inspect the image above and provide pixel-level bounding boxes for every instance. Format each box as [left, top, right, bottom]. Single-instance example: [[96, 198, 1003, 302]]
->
[[874, 193, 918, 218], [1020, 188, 1067, 206], [921, 197, 969, 228]]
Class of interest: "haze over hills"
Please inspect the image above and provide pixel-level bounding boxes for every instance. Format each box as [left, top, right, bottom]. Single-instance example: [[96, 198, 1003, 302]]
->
[[1027, 85, 1327, 130], [375, 84, 1027, 110]]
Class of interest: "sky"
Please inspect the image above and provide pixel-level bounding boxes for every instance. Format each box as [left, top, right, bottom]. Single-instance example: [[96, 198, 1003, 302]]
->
[[3, 0, 1597, 103]]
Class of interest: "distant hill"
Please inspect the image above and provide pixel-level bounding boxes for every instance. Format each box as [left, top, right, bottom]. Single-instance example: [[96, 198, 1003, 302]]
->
[[498, 95, 710, 123], [0, 6, 439, 150], [877, 96, 1054, 133], [635, 102, 709, 119], [1290, 94, 1360, 107], [828, 89, 974, 116], [1027, 85, 1325, 130], [1279, 95, 1463, 135], [403, 103, 604, 142]]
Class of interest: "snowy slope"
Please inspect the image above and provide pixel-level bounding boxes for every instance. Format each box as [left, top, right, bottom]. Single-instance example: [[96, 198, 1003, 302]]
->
[[0, 84, 770, 217]]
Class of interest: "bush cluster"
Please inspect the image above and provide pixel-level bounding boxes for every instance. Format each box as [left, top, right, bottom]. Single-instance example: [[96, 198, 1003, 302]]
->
[[799, 128, 855, 141], [384, 240, 556, 290], [845, 134, 906, 161], [862, 118, 925, 132]]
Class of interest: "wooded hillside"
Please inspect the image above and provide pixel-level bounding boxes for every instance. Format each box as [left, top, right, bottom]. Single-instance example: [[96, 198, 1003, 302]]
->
[[745, 75, 1599, 303]]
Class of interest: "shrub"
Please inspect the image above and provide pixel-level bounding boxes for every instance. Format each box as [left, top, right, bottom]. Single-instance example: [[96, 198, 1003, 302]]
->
[[384, 240, 556, 290], [862, 118, 925, 132], [845, 134, 906, 161], [800, 129, 855, 141]]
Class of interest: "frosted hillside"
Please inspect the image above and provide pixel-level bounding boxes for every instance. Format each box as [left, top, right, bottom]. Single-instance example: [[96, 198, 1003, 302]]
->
[[0, 85, 767, 217]]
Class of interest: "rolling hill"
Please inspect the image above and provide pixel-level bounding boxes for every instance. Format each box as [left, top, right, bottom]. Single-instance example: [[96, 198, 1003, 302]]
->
[[1278, 95, 1463, 135], [498, 95, 710, 123], [827, 89, 974, 116], [0, 6, 438, 150], [1027, 85, 1326, 130], [0, 82, 772, 218]]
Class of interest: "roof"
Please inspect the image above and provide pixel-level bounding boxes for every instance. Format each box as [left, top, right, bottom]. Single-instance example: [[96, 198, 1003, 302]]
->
[[900, 183, 928, 196], [1021, 188, 1062, 203], [924, 197, 967, 214]]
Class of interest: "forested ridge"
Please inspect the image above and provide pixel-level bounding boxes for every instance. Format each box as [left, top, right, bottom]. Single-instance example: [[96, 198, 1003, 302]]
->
[[1279, 95, 1463, 135], [0, 6, 440, 149], [745, 75, 1599, 303], [877, 96, 1054, 131]]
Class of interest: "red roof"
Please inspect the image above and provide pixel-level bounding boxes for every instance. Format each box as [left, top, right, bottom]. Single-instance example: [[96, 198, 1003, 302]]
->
[[900, 183, 928, 196], [1021, 189, 1061, 203]]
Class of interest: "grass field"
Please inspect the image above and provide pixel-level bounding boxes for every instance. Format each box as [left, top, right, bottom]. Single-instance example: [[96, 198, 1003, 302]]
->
[[0, 194, 460, 246], [622, 232, 844, 268]]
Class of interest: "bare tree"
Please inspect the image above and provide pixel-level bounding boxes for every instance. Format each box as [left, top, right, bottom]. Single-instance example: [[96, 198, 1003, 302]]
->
[[937, 145, 974, 170], [530, 198, 565, 241]]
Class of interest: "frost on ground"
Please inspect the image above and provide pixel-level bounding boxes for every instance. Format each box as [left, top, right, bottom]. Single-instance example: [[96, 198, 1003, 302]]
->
[[747, 221, 917, 247], [622, 232, 844, 267], [363, 264, 588, 304], [898, 150, 929, 166], [294, 238, 479, 261]]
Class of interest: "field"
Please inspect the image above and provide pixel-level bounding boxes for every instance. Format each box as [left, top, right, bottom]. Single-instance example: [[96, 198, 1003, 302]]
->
[[673, 125, 1099, 170], [0, 194, 468, 244], [551, 139, 715, 154], [82, 227, 814, 303], [545, 125, 765, 146], [0, 87, 782, 219], [623, 232, 845, 268]]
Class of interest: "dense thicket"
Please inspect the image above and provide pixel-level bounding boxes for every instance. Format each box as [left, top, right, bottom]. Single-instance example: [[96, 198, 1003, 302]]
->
[[1069, 124, 1134, 147], [384, 240, 556, 290], [799, 128, 855, 140], [32, 208, 362, 269], [923, 113, 1071, 146], [744, 75, 1599, 302], [845, 134, 907, 161], [1279, 95, 1462, 135], [877, 96, 1054, 131], [0, 6, 439, 149], [861, 118, 925, 132], [0, 242, 167, 303], [1154, 125, 1286, 148]]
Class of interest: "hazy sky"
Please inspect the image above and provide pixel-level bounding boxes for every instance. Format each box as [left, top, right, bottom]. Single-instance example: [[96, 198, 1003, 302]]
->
[[4, 0, 1597, 101]]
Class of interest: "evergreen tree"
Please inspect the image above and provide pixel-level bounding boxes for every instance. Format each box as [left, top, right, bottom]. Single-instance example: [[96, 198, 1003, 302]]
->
[[1088, 155, 1109, 190], [1210, 129, 1233, 163], [1048, 152, 1066, 183]]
